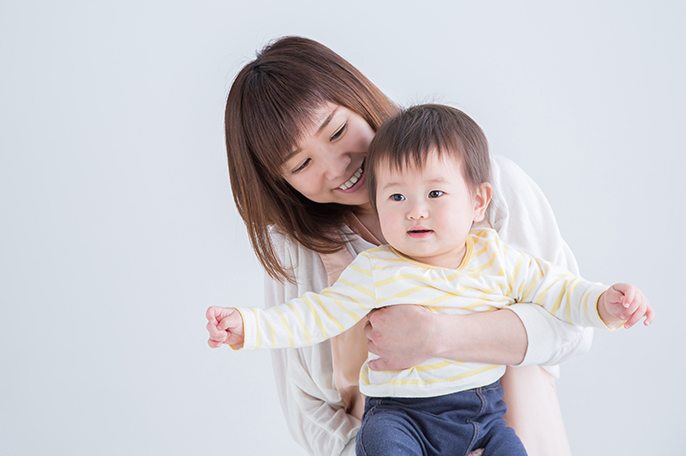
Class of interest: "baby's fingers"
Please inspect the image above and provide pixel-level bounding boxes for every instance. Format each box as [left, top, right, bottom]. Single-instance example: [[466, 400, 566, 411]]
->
[[621, 285, 636, 308], [206, 321, 228, 341], [644, 306, 656, 326], [603, 286, 626, 310], [624, 300, 655, 329], [618, 292, 643, 320], [218, 310, 243, 332], [609, 283, 636, 307], [206, 306, 229, 325], [207, 338, 224, 348]]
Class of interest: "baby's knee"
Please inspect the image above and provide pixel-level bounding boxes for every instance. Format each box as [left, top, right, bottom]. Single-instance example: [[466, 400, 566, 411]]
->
[[482, 424, 527, 456], [356, 412, 422, 456]]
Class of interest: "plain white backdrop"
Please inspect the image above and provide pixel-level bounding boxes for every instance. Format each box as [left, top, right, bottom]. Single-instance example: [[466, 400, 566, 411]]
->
[[1, 1, 684, 455]]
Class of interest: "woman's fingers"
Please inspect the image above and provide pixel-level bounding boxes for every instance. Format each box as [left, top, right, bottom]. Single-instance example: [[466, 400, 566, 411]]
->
[[366, 337, 378, 356], [367, 357, 390, 372]]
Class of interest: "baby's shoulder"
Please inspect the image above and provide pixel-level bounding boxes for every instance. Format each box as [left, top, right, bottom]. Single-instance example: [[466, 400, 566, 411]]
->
[[359, 244, 397, 261], [469, 227, 499, 243]]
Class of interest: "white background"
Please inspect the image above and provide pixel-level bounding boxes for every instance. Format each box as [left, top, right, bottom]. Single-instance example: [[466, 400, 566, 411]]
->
[[1, 1, 685, 455]]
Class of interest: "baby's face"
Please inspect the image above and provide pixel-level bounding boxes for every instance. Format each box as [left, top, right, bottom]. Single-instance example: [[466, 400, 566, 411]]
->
[[375, 151, 489, 269]]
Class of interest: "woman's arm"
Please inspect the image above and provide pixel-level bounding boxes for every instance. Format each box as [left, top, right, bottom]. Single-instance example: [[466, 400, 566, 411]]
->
[[366, 155, 592, 371], [487, 155, 593, 368], [264, 231, 358, 456], [365, 305, 527, 371]]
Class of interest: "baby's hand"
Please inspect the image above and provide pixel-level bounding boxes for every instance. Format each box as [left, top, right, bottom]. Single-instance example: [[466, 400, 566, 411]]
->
[[599, 283, 655, 329], [205, 306, 245, 348]]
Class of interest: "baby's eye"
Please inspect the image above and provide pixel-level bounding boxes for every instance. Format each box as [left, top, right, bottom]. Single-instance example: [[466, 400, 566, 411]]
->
[[428, 190, 444, 198], [390, 194, 405, 201]]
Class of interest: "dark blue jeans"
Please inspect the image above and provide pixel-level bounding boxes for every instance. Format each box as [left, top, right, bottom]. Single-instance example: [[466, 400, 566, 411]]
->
[[355, 380, 527, 456]]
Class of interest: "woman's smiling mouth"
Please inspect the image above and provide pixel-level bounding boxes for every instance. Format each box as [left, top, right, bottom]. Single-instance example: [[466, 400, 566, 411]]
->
[[337, 165, 364, 191]]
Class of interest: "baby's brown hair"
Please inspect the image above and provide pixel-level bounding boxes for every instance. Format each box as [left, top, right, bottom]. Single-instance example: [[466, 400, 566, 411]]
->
[[366, 104, 490, 212]]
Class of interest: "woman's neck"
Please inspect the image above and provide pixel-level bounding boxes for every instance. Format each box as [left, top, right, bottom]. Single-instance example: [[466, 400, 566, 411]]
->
[[354, 204, 386, 245]]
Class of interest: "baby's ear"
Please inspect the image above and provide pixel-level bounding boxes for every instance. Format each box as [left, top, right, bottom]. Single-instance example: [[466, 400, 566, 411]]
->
[[472, 183, 492, 222]]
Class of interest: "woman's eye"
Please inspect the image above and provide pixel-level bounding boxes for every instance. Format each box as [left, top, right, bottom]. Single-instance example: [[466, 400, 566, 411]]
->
[[293, 158, 310, 174], [390, 194, 405, 201], [330, 123, 347, 141], [428, 190, 444, 198]]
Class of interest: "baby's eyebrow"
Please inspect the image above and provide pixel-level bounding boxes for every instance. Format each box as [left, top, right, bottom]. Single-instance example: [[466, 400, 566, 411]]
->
[[380, 176, 449, 191], [425, 177, 450, 184], [379, 180, 403, 191]]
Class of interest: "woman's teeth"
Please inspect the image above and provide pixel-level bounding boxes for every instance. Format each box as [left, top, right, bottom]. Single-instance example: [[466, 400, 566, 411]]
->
[[338, 167, 363, 190]]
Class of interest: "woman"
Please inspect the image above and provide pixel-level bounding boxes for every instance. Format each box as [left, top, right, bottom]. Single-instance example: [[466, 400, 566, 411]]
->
[[224, 36, 590, 455]]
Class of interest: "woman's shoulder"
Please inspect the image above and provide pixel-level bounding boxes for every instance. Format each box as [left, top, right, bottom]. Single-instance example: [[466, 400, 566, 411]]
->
[[268, 226, 315, 265], [490, 154, 535, 189], [488, 154, 546, 215], [268, 224, 367, 274]]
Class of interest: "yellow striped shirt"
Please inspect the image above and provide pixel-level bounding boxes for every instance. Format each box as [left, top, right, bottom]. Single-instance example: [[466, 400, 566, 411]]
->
[[236, 228, 608, 398]]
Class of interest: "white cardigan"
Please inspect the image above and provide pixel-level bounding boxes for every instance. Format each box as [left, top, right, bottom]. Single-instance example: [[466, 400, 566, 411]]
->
[[264, 155, 592, 456]]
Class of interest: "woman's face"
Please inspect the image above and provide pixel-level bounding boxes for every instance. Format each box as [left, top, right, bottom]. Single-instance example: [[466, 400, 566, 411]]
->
[[281, 103, 375, 208]]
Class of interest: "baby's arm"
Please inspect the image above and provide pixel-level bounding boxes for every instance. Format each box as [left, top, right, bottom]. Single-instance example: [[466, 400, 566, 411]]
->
[[597, 283, 655, 329], [508, 243, 655, 331], [487, 155, 593, 367], [205, 251, 376, 350], [206, 306, 245, 348]]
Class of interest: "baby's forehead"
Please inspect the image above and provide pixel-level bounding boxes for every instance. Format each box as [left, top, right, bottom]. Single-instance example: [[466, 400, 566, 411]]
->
[[376, 151, 463, 178]]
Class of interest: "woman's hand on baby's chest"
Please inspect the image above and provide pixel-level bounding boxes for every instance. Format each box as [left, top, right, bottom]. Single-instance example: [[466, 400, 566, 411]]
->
[[364, 305, 438, 371]]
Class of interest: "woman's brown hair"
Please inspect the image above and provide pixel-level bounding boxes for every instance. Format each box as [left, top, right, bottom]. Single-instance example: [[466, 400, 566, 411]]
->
[[225, 36, 397, 282]]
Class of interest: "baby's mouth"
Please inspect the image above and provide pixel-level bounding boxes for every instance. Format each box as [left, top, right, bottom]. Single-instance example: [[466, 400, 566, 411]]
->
[[407, 227, 434, 238]]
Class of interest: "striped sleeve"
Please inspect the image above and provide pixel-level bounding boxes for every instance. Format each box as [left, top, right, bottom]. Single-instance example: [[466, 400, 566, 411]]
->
[[239, 251, 377, 350], [506, 247, 611, 330]]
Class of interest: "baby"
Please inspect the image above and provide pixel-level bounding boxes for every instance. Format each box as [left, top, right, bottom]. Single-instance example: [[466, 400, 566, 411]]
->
[[206, 104, 654, 455]]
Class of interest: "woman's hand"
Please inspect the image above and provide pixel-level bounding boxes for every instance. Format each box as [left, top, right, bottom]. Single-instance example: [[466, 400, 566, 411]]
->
[[364, 305, 438, 371], [365, 306, 529, 370]]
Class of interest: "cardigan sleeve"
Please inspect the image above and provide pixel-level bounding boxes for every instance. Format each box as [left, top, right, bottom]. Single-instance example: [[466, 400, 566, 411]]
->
[[263, 230, 359, 456], [487, 155, 593, 369]]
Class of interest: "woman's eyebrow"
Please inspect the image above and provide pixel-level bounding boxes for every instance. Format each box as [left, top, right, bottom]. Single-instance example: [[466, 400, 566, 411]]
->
[[316, 107, 338, 135], [284, 107, 339, 161]]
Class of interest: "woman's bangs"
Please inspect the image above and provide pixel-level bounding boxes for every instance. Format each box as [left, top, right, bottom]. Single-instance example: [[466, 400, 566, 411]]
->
[[242, 85, 324, 176]]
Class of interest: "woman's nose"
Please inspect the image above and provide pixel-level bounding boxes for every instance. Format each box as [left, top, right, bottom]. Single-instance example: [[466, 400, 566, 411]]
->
[[321, 146, 352, 181]]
